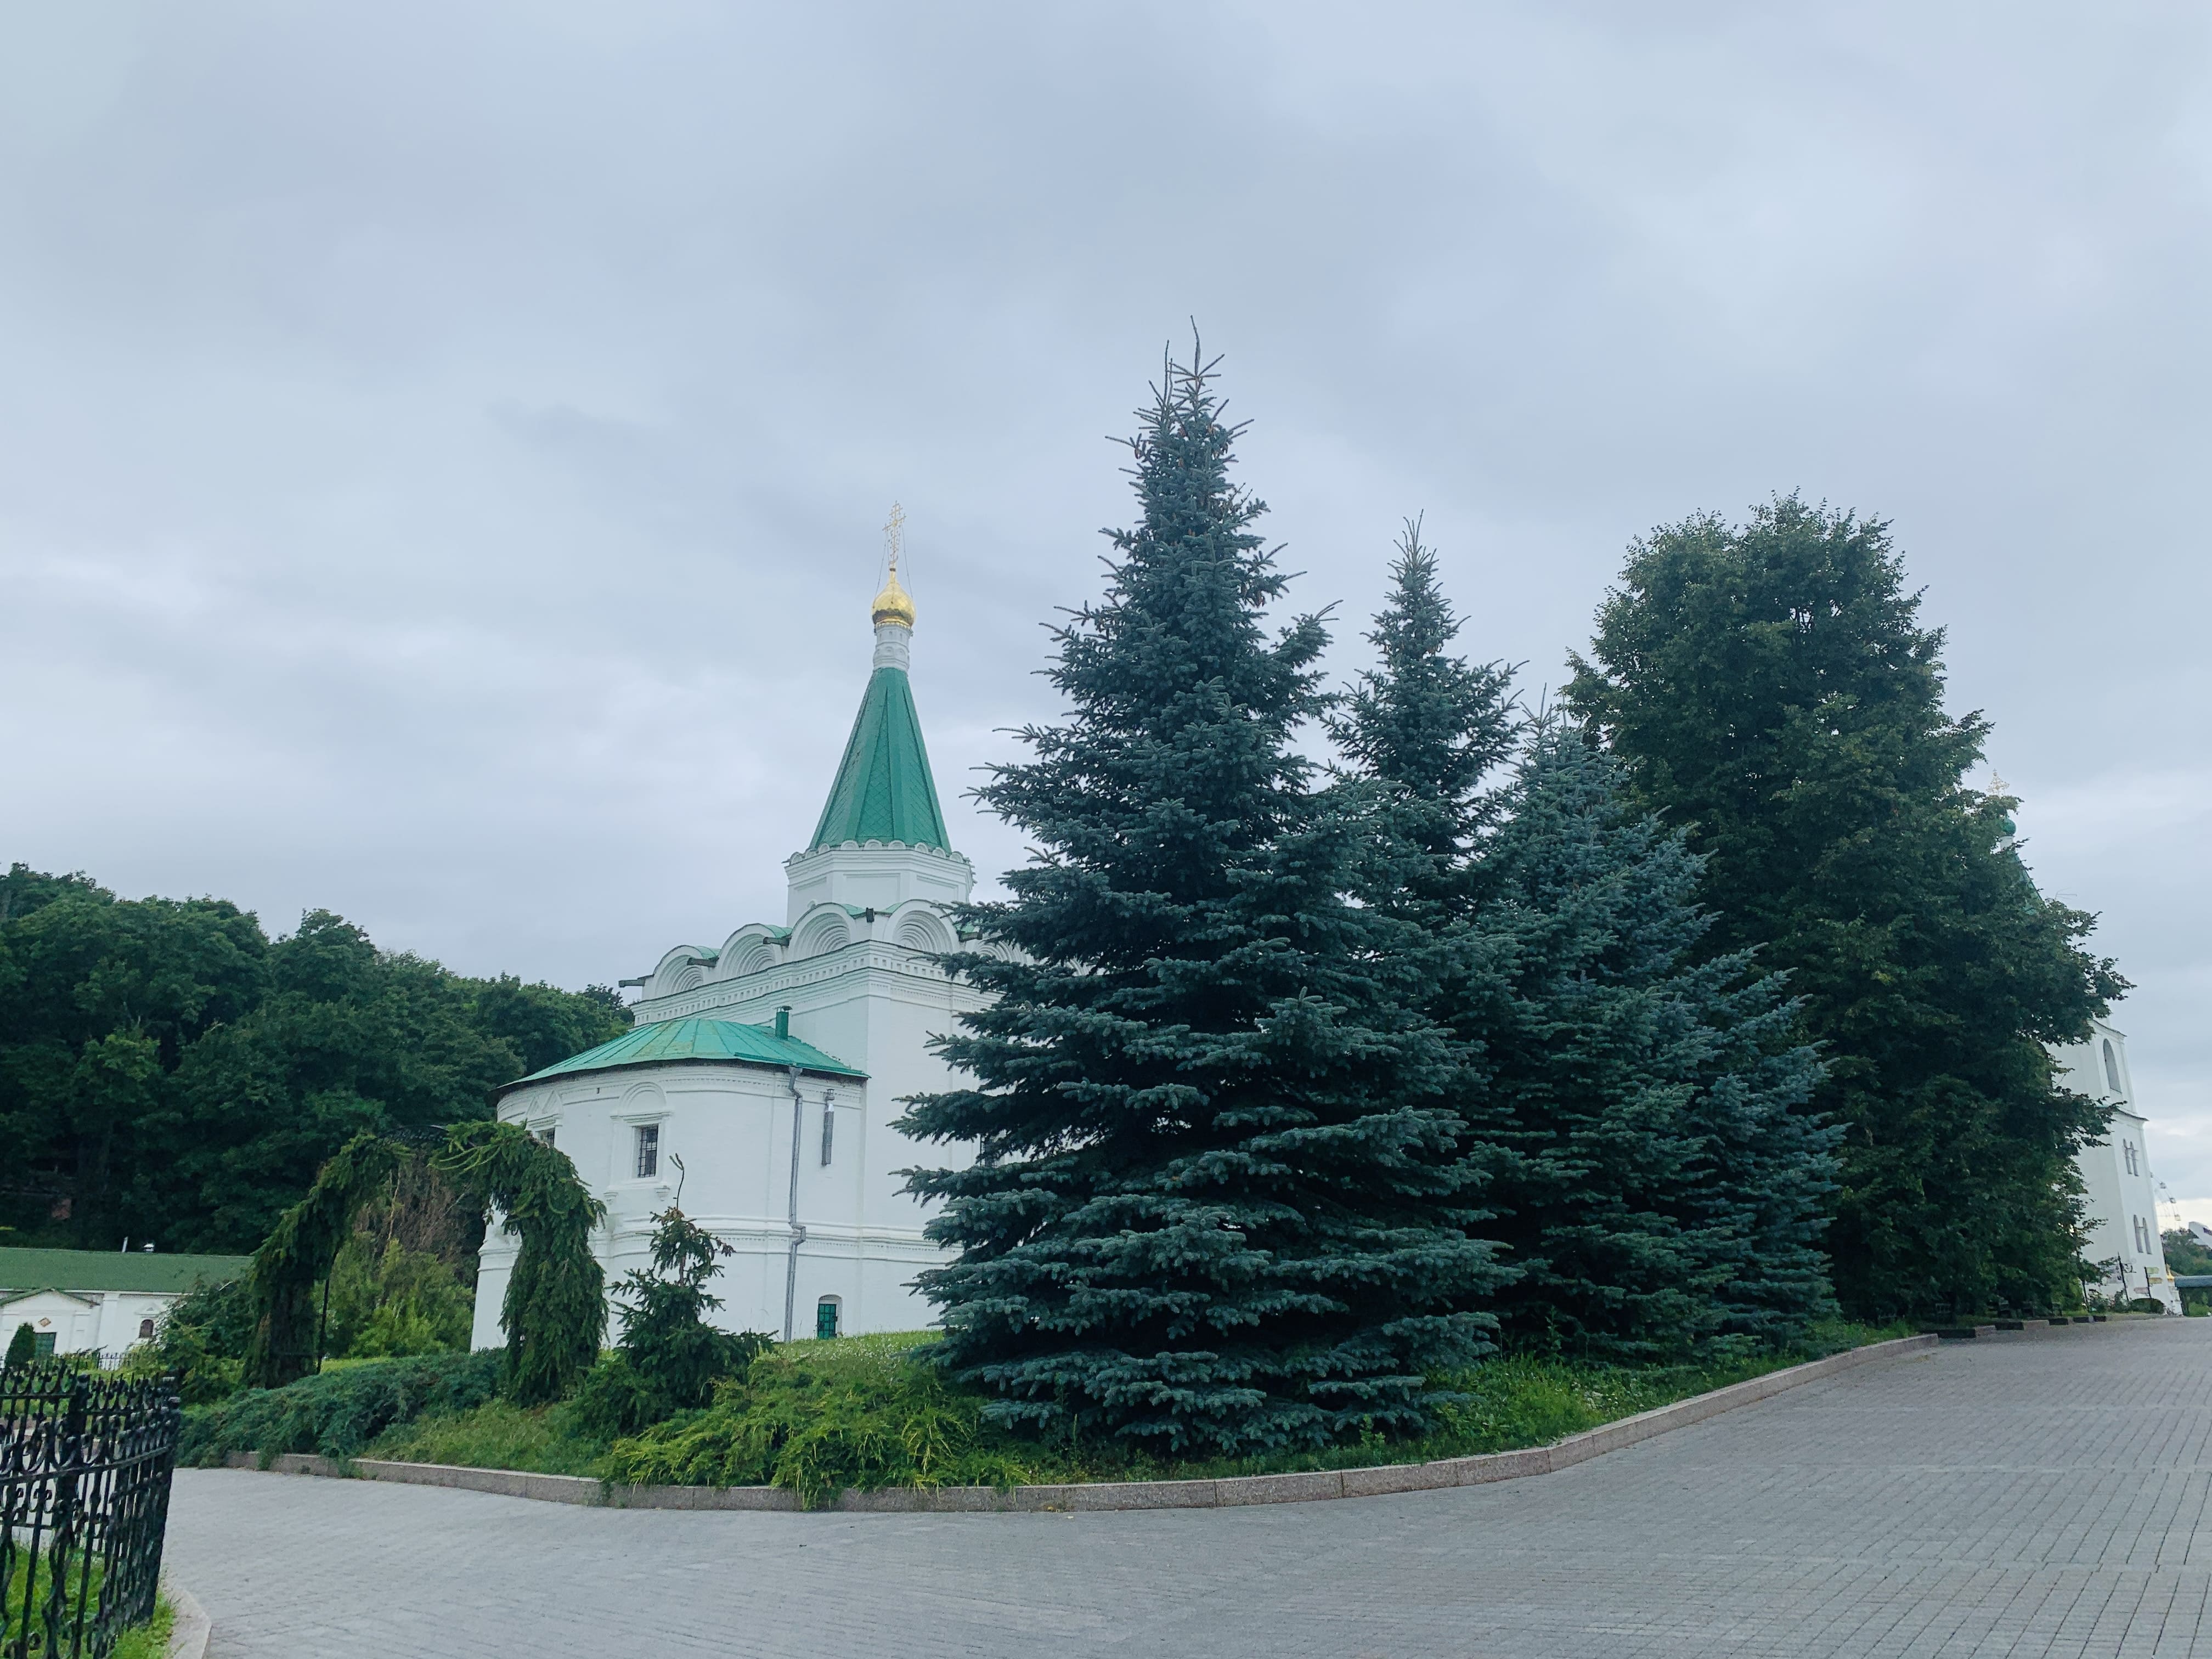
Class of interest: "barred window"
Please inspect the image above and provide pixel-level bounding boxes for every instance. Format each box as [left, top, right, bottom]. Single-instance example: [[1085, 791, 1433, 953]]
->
[[635, 1122, 660, 1180], [816, 1296, 840, 1341]]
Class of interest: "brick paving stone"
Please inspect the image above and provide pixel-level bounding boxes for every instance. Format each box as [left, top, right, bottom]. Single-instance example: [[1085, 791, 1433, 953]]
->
[[165, 1318, 2212, 1658]]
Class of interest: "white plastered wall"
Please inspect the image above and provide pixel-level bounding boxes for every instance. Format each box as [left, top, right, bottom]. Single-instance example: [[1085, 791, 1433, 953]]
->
[[2055, 1019, 2179, 1312]]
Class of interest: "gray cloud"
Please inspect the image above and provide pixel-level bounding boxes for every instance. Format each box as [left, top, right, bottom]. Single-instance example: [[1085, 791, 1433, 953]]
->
[[4, 1, 2208, 1197]]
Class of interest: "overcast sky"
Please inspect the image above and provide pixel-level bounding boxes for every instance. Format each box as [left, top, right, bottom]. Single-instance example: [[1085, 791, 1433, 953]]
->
[[4, 3, 2208, 1210]]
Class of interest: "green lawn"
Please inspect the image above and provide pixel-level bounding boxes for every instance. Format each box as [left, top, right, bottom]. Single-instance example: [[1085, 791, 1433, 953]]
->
[[369, 1397, 611, 1477], [110, 1598, 174, 1659], [1, 1554, 170, 1658]]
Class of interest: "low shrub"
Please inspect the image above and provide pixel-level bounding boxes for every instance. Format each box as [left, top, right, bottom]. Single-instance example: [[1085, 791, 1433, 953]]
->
[[569, 1209, 774, 1441], [605, 1332, 1032, 1506], [620, 1211, 769, 1398], [567, 1352, 667, 1442], [178, 1349, 504, 1466], [148, 1277, 256, 1404]]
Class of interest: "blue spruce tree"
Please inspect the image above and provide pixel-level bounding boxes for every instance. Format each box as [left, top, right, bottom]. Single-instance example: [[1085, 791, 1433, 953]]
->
[[1481, 723, 1838, 1358], [1327, 517, 1517, 924], [1333, 542, 1835, 1360], [899, 350, 1512, 1457]]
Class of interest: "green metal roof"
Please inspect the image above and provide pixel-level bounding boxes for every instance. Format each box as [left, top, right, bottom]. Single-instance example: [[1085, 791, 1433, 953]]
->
[[504, 1016, 866, 1091], [810, 664, 952, 852], [0, 1248, 250, 1297]]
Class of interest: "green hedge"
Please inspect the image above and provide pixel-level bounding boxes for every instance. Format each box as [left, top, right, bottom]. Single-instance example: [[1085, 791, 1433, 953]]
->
[[179, 1350, 503, 1465]]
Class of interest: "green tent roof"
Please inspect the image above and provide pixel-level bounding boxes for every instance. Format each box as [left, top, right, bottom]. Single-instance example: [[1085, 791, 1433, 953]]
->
[[0, 1248, 250, 1297], [810, 664, 952, 852], [504, 1017, 865, 1092]]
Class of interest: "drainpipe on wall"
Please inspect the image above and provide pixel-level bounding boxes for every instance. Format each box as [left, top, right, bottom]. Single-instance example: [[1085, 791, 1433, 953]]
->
[[783, 1038, 805, 1342]]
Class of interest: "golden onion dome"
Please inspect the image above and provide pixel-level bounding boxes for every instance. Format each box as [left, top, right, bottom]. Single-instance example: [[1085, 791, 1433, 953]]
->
[[871, 566, 916, 628]]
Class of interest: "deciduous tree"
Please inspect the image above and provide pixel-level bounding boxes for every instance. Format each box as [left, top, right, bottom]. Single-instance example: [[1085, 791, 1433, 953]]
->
[[1567, 498, 2122, 1317]]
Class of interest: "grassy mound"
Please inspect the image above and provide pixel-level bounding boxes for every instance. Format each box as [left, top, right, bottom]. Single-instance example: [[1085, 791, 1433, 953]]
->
[[600, 1320, 1901, 1505], [201, 1321, 1908, 1506], [368, 1398, 609, 1477]]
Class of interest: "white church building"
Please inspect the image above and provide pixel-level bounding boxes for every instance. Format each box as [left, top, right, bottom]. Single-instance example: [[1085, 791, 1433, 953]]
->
[[2054, 1019, 2181, 1313], [470, 554, 989, 1348]]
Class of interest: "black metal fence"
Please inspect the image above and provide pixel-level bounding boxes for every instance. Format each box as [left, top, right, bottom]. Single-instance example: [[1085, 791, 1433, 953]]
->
[[0, 1366, 182, 1659]]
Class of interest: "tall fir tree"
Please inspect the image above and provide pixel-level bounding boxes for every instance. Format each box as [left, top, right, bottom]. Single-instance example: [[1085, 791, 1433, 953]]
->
[[1566, 497, 2123, 1318], [1477, 723, 1836, 1358], [899, 350, 1512, 1457], [1327, 517, 1517, 921]]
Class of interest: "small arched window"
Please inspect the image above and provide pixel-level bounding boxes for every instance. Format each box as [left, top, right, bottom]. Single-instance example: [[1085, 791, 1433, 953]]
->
[[815, 1296, 842, 1341], [138, 1318, 155, 1340], [2103, 1040, 2124, 1097]]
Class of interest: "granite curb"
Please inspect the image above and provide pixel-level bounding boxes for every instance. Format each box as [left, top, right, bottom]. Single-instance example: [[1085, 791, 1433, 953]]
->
[[219, 1330, 1950, 1513], [160, 1577, 211, 1659]]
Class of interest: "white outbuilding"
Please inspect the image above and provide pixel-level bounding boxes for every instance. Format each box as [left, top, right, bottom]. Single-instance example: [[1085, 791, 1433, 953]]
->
[[470, 553, 990, 1348], [0, 1248, 250, 1362]]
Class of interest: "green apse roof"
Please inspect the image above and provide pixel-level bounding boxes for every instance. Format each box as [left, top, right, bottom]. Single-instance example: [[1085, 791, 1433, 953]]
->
[[502, 1017, 866, 1093], [810, 664, 952, 851]]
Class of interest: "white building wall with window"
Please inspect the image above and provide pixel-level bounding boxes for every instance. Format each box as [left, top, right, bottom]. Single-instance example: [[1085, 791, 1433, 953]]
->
[[2053, 1019, 2179, 1312], [471, 1055, 887, 1348]]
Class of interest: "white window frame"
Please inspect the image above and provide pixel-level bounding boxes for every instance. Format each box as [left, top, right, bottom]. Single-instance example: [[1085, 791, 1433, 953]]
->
[[611, 1107, 672, 1185]]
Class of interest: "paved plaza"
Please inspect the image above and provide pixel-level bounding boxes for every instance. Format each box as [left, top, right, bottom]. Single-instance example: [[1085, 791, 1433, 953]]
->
[[168, 1319, 2212, 1658]]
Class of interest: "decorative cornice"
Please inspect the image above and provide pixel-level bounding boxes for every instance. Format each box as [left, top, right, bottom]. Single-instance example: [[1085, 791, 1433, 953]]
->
[[632, 939, 989, 1023]]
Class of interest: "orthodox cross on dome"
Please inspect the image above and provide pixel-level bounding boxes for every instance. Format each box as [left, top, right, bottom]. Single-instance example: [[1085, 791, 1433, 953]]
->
[[1985, 771, 2017, 839], [873, 503, 915, 628]]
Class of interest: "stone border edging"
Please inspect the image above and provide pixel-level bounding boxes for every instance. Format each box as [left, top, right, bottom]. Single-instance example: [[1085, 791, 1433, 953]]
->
[[223, 1331, 1940, 1513], [161, 1577, 211, 1659]]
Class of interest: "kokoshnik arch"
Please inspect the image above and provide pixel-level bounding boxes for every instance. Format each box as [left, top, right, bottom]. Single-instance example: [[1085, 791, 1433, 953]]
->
[[470, 534, 992, 1347]]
